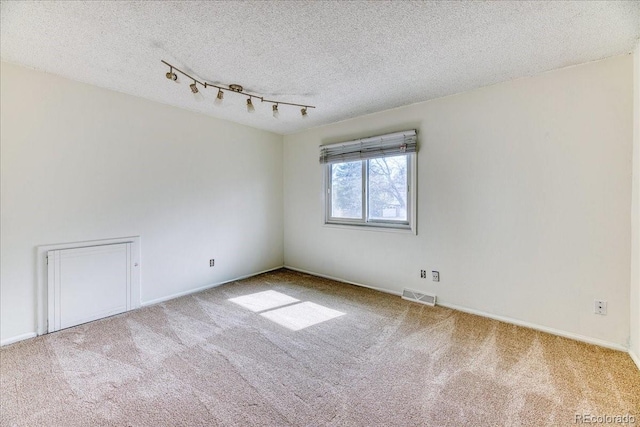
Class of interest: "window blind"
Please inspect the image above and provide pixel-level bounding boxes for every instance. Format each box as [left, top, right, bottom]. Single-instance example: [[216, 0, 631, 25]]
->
[[319, 130, 417, 164]]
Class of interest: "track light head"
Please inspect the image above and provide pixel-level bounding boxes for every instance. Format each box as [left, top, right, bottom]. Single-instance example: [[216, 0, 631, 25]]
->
[[301, 107, 308, 118], [165, 67, 177, 81], [214, 89, 224, 105], [247, 98, 255, 113], [190, 82, 199, 94], [272, 104, 279, 118]]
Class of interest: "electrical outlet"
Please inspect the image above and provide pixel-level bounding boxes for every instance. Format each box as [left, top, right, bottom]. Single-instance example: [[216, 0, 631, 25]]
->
[[420, 270, 426, 279], [594, 300, 607, 315], [432, 271, 440, 282], [209, 259, 215, 267]]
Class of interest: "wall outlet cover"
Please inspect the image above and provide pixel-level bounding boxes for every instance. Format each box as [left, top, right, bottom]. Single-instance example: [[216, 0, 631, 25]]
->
[[594, 300, 607, 315]]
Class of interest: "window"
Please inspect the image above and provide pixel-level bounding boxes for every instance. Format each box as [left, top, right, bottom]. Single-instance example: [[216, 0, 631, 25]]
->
[[320, 130, 417, 232]]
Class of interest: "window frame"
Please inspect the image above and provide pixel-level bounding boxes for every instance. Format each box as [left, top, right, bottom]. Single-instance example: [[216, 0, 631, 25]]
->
[[324, 153, 417, 234]]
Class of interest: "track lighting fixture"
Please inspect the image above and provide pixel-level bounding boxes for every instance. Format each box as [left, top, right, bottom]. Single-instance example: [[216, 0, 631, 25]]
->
[[162, 60, 314, 118]]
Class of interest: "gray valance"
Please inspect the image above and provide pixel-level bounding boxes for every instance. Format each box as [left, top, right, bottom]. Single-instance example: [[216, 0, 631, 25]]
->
[[319, 130, 417, 164]]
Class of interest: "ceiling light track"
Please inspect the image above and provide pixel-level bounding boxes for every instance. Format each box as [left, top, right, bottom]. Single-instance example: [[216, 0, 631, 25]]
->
[[161, 60, 315, 117]]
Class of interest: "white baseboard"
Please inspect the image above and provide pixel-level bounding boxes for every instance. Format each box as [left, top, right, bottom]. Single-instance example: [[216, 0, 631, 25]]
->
[[284, 265, 402, 297], [283, 265, 628, 353], [4, 266, 633, 361], [142, 265, 285, 307], [436, 301, 627, 352], [2, 266, 285, 347], [1, 332, 37, 347], [629, 349, 640, 371]]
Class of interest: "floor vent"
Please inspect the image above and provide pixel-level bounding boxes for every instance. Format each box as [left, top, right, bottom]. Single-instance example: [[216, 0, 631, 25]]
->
[[402, 289, 436, 306]]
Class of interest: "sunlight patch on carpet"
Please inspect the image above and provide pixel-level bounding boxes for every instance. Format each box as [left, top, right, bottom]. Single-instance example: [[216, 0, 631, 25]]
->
[[260, 301, 345, 331], [228, 290, 300, 312]]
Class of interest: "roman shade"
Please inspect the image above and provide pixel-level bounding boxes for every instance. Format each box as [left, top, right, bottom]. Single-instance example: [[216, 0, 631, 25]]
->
[[319, 130, 417, 164]]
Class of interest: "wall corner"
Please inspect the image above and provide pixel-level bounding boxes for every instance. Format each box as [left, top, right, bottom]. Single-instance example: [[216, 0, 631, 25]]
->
[[630, 38, 640, 363]]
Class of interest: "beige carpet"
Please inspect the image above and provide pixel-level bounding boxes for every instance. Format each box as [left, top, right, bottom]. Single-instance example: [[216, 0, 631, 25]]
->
[[1, 269, 638, 426]]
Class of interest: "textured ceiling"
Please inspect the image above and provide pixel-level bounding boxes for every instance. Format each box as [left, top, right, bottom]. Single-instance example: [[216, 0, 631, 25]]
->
[[1, 1, 639, 135]]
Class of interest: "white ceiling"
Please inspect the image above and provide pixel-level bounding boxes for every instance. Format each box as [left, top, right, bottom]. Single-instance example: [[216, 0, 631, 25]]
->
[[1, 1, 639, 135]]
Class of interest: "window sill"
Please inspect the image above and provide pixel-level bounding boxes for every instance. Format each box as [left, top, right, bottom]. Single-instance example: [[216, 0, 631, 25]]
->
[[323, 222, 416, 235]]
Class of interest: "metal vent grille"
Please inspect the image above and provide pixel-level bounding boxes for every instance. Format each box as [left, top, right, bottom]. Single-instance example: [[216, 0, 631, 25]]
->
[[402, 289, 436, 306]]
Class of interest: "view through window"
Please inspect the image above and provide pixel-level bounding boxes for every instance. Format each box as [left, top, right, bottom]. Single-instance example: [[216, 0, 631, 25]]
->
[[327, 154, 412, 228]]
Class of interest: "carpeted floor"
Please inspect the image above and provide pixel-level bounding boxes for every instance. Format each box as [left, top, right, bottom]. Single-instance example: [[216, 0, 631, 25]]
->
[[1, 268, 639, 426]]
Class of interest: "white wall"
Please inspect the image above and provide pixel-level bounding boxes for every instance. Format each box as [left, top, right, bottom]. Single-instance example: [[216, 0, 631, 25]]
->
[[284, 55, 634, 348], [3, 53, 636, 351], [631, 40, 640, 367], [0, 62, 284, 344]]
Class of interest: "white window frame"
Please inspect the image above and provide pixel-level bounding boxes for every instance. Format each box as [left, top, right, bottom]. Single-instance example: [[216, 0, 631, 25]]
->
[[323, 153, 417, 234]]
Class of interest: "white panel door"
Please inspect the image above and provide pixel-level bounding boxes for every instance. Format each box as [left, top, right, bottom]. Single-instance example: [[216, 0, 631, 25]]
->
[[48, 243, 132, 332]]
